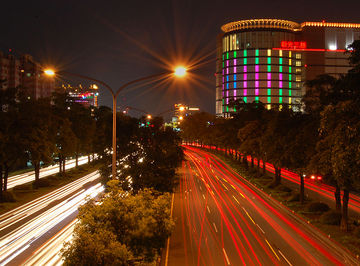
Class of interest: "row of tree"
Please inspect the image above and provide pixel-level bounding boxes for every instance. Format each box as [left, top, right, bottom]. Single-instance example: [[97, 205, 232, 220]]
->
[[0, 88, 101, 200], [180, 40, 360, 231]]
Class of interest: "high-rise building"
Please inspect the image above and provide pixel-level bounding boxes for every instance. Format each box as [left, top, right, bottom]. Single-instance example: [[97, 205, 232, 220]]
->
[[0, 51, 55, 99], [216, 19, 360, 117]]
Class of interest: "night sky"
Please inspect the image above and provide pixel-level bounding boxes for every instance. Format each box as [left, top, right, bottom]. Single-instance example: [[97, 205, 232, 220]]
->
[[2, 0, 360, 119]]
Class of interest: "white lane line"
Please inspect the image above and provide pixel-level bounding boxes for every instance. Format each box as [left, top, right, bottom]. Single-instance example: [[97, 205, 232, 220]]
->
[[278, 250, 293, 266], [232, 195, 240, 205], [207, 206, 211, 214], [199, 186, 202, 191], [213, 222, 218, 233], [256, 224, 265, 234], [223, 248, 231, 265], [202, 194, 206, 200]]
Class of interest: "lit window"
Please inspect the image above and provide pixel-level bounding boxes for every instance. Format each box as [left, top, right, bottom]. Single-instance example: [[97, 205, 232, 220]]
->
[[296, 76, 301, 82], [296, 53, 301, 59], [27, 73, 31, 77], [289, 51, 292, 58], [279, 50, 283, 57], [267, 49, 271, 56], [296, 68, 301, 73], [296, 61, 301, 66]]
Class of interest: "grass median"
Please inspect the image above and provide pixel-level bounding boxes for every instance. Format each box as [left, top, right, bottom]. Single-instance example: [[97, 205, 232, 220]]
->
[[199, 148, 360, 257], [0, 161, 101, 215]]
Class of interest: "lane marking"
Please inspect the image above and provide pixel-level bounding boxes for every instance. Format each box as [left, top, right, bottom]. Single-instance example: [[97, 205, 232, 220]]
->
[[256, 224, 265, 234], [213, 222, 218, 233], [239, 192, 245, 198], [202, 194, 206, 200], [199, 186, 202, 191], [232, 195, 240, 205], [223, 248, 231, 265], [265, 239, 280, 261], [222, 182, 229, 190], [242, 207, 255, 224], [278, 250, 293, 266], [207, 206, 211, 214]]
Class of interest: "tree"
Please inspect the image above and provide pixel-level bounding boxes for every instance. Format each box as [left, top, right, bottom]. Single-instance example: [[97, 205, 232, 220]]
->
[[261, 108, 294, 187], [62, 184, 174, 264], [20, 98, 56, 183], [320, 101, 360, 231], [0, 87, 27, 199], [285, 114, 318, 204], [55, 118, 77, 174], [68, 104, 95, 166]]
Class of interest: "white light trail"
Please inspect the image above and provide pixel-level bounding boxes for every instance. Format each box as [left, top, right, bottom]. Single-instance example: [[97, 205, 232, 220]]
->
[[0, 171, 103, 265]]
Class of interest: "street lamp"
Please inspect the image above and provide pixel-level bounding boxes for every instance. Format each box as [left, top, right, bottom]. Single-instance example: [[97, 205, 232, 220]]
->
[[44, 67, 186, 179]]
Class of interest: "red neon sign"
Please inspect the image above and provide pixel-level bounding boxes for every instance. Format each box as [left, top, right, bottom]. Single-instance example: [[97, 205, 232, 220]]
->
[[281, 41, 307, 49]]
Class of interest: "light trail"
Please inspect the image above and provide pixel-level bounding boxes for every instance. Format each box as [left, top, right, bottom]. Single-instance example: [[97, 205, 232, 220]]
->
[[7, 156, 91, 189], [0, 171, 103, 265], [176, 146, 358, 265], [187, 144, 360, 215]]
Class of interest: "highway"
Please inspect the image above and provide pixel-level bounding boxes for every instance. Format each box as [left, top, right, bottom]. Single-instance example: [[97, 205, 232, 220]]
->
[[7, 156, 90, 189], [165, 146, 358, 265], [192, 144, 360, 217], [0, 171, 103, 265]]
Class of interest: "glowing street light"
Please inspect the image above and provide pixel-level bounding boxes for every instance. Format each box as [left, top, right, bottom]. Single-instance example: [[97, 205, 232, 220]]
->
[[179, 116, 183, 120], [44, 66, 187, 180], [174, 66, 187, 77], [179, 106, 185, 111], [147, 114, 152, 119], [44, 69, 55, 76]]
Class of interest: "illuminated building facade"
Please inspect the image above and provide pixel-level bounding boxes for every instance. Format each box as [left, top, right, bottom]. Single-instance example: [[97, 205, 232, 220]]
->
[[60, 84, 99, 108], [216, 19, 360, 117]]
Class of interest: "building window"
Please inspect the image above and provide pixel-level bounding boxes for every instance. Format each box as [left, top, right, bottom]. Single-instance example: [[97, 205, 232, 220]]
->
[[296, 61, 301, 66], [296, 53, 301, 59], [296, 68, 301, 73], [296, 76, 301, 82], [27, 73, 31, 77]]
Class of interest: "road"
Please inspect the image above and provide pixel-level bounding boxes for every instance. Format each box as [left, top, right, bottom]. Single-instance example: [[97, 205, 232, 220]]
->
[[0, 171, 103, 265], [192, 144, 360, 218], [165, 146, 358, 265], [7, 156, 90, 189]]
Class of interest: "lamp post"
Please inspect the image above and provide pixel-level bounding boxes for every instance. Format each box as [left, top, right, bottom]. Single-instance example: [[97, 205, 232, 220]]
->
[[45, 66, 187, 179]]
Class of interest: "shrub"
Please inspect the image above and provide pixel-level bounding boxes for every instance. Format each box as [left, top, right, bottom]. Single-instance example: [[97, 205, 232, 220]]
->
[[1, 191, 16, 202], [354, 227, 360, 238], [13, 183, 32, 191], [320, 210, 341, 225], [33, 178, 50, 188], [287, 192, 300, 202], [276, 184, 292, 193], [306, 202, 330, 213]]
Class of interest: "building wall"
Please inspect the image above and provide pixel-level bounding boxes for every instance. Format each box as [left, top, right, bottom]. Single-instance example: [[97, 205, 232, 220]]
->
[[217, 20, 360, 117], [0, 52, 54, 99]]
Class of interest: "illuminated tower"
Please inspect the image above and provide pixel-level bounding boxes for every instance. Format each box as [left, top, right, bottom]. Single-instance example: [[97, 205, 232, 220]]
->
[[216, 19, 360, 117]]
